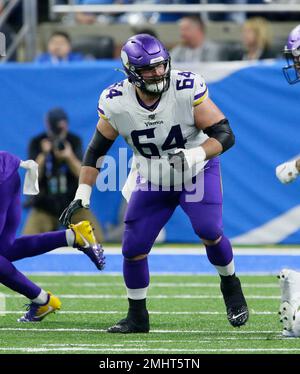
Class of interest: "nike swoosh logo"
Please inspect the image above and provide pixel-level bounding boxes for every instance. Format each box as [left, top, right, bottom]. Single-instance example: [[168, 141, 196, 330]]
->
[[231, 311, 248, 320], [37, 306, 54, 319], [79, 233, 90, 249]]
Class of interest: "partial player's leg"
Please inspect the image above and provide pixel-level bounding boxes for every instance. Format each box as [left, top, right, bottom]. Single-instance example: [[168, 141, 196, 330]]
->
[[0, 198, 104, 270], [0, 253, 61, 322], [108, 186, 178, 333], [180, 158, 248, 327], [278, 269, 300, 337], [0, 171, 61, 321]]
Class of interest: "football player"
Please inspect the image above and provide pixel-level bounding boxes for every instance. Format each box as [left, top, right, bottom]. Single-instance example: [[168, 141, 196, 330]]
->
[[0, 151, 104, 322], [276, 25, 300, 337], [60, 34, 249, 333]]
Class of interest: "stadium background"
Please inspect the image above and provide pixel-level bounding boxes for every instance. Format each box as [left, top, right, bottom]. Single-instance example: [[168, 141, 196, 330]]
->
[[1, 60, 300, 244], [1, 0, 300, 356]]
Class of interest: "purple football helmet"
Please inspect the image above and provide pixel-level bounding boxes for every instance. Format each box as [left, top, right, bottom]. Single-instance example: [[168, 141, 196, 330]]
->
[[121, 34, 171, 94], [283, 25, 300, 84]]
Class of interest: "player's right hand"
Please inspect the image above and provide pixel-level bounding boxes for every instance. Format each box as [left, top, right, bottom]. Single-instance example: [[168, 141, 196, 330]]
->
[[276, 160, 299, 184], [59, 199, 87, 227]]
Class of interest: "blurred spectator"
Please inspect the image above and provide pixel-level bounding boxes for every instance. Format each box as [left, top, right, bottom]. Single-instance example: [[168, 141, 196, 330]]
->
[[35, 31, 84, 63], [23, 108, 103, 242], [170, 14, 221, 63], [75, 0, 115, 24], [205, 0, 249, 23], [118, 0, 193, 24], [240, 17, 274, 60], [131, 28, 158, 38], [0, 0, 16, 61]]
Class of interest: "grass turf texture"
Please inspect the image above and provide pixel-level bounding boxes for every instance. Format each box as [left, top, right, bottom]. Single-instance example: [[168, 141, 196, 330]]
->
[[0, 275, 300, 354]]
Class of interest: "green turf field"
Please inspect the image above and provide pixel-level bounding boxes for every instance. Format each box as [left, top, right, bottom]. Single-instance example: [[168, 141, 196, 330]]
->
[[0, 274, 299, 354]]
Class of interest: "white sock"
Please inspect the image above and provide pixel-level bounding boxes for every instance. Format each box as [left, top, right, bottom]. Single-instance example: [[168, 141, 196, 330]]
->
[[31, 289, 49, 305], [66, 229, 75, 247], [126, 287, 148, 300], [215, 259, 235, 276]]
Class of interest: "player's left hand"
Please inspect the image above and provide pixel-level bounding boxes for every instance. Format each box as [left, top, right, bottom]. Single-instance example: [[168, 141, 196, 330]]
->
[[168, 147, 206, 171], [276, 160, 299, 184], [59, 199, 86, 226]]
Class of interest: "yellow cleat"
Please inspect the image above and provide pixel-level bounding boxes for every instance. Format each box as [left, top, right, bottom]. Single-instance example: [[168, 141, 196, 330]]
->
[[70, 221, 105, 270], [18, 292, 61, 322], [70, 220, 97, 248]]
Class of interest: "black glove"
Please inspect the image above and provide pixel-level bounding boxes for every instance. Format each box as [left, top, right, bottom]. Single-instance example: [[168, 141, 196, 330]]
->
[[59, 199, 85, 227]]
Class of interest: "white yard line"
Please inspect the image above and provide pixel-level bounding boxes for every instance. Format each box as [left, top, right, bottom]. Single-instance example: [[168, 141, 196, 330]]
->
[[0, 310, 276, 315], [42, 336, 282, 345], [0, 347, 298, 352], [0, 327, 279, 334], [35, 282, 279, 288], [1, 294, 281, 300]]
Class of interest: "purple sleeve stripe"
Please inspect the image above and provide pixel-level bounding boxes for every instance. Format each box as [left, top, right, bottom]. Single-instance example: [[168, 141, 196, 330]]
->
[[194, 88, 207, 100], [98, 107, 105, 115]]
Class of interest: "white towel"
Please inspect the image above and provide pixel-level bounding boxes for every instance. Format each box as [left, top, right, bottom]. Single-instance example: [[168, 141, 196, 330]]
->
[[19, 160, 39, 195], [122, 157, 137, 202]]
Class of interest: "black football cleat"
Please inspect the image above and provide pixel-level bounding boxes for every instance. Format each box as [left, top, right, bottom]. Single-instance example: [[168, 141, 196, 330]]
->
[[107, 312, 149, 334], [220, 275, 249, 328]]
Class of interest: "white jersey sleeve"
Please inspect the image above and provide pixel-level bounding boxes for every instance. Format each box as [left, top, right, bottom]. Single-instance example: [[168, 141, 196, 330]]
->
[[97, 81, 126, 131], [192, 74, 209, 107]]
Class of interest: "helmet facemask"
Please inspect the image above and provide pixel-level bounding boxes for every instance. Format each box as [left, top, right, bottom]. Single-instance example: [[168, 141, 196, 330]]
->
[[283, 26, 300, 85], [135, 59, 171, 94], [283, 47, 300, 85]]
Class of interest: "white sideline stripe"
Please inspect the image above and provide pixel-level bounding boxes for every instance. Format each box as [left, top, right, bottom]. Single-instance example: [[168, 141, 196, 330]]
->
[[0, 347, 298, 352], [0, 327, 278, 334], [1, 310, 276, 315], [49, 246, 300, 255], [36, 282, 279, 288], [45, 247, 300, 256], [2, 294, 281, 300], [21, 271, 292, 276]]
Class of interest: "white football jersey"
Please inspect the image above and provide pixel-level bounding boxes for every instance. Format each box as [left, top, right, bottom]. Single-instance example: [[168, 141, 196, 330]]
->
[[98, 70, 209, 187]]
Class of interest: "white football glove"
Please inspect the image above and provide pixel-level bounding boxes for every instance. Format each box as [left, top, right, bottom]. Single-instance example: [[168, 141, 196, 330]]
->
[[74, 183, 92, 208], [276, 160, 299, 184], [168, 147, 206, 171]]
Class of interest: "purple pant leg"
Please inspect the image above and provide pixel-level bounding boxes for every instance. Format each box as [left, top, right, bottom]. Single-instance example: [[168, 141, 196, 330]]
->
[[0, 173, 67, 262], [180, 158, 223, 240], [0, 171, 41, 298], [122, 184, 177, 289], [0, 255, 41, 299], [1, 231, 67, 262], [122, 186, 178, 258], [123, 257, 150, 289], [180, 158, 233, 267]]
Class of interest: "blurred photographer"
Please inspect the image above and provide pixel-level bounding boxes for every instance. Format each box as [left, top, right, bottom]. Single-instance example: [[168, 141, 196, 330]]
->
[[23, 108, 103, 241]]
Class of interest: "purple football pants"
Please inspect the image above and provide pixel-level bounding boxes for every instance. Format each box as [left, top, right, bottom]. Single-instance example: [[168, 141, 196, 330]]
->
[[0, 171, 67, 299], [122, 158, 234, 290], [123, 158, 224, 257]]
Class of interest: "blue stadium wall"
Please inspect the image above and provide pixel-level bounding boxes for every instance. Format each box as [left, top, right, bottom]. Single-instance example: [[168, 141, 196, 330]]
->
[[1, 60, 300, 244]]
